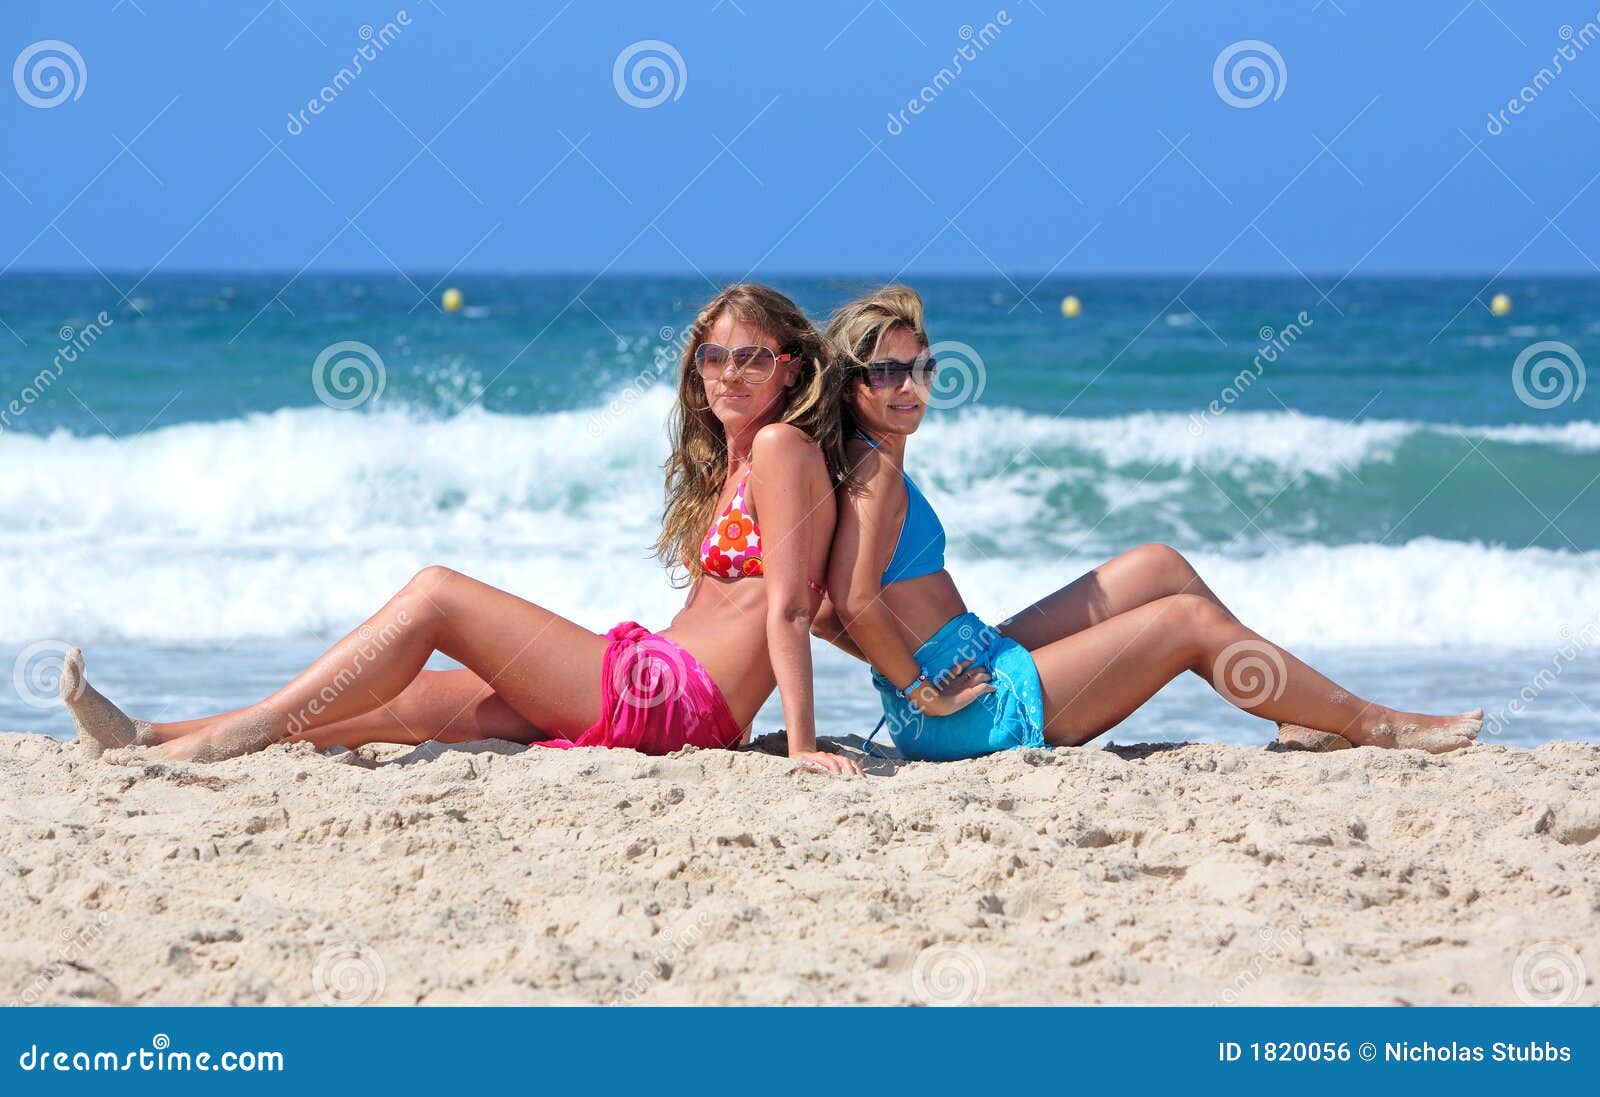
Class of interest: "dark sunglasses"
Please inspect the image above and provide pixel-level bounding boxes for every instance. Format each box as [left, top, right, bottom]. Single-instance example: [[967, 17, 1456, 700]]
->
[[693, 343, 796, 383], [858, 355, 938, 389]]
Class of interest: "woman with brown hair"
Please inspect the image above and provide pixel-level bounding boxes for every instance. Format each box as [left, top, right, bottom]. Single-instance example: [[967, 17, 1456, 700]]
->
[[820, 284, 1483, 761], [61, 284, 863, 775]]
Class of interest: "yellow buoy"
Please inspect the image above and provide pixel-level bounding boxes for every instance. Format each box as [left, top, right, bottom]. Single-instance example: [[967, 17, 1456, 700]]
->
[[1490, 292, 1511, 317], [442, 287, 463, 313], [1060, 295, 1082, 319]]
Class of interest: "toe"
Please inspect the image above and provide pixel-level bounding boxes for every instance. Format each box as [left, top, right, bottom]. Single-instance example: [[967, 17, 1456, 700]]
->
[[59, 647, 85, 703]]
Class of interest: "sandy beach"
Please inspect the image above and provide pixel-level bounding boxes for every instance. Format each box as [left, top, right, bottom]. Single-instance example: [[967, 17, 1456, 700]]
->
[[1, 730, 1595, 1007]]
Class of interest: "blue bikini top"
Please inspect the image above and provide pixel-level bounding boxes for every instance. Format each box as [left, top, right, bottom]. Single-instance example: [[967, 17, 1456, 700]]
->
[[854, 432, 946, 586]]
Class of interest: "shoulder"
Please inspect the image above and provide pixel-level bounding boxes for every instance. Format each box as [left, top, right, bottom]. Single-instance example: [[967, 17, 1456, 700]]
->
[[840, 439, 903, 506], [753, 420, 816, 456], [752, 422, 826, 477]]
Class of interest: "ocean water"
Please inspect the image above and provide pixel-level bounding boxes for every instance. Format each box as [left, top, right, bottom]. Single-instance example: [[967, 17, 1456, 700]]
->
[[1, 273, 1595, 747]]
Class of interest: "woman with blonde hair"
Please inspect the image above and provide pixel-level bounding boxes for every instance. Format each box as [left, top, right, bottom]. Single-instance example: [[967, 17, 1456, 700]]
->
[[821, 284, 1483, 760], [62, 284, 862, 775]]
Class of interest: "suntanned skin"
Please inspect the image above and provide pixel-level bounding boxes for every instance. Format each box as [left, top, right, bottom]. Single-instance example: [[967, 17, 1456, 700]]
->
[[67, 313, 862, 776], [828, 327, 1484, 754]]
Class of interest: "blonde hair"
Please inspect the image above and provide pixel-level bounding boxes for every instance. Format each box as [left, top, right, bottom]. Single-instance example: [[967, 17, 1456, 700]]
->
[[656, 283, 848, 582], [822, 283, 930, 440]]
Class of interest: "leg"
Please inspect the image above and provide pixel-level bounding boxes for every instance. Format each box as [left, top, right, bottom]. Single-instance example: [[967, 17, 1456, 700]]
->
[[124, 567, 607, 763], [287, 668, 542, 749], [1024, 594, 1481, 752], [62, 659, 525, 752], [999, 543, 1228, 651]]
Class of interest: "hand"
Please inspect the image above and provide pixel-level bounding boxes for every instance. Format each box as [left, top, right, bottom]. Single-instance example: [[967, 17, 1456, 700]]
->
[[909, 660, 993, 717], [792, 749, 864, 777]]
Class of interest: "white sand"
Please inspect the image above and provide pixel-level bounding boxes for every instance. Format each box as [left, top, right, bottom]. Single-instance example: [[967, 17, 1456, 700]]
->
[[1, 731, 1596, 1006]]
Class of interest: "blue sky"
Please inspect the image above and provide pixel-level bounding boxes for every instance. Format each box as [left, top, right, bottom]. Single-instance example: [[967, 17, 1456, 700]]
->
[[2, 0, 1598, 274]]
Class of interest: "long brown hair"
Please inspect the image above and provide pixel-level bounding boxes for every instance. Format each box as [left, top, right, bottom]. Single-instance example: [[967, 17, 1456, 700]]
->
[[656, 283, 847, 581]]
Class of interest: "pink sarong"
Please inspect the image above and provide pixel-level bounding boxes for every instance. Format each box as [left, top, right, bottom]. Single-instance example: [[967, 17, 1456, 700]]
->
[[530, 622, 743, 755]]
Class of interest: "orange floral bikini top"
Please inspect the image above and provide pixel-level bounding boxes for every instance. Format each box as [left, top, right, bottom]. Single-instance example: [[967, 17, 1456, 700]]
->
[[700, 472, 763, 579], [698, 470, 824, 592]]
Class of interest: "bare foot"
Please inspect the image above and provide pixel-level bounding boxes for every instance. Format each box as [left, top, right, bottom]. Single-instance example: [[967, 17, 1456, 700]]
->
[[59, 649, 155, 760], [1352, 709, 1483, 754], [1277, 723, 1353, 751]]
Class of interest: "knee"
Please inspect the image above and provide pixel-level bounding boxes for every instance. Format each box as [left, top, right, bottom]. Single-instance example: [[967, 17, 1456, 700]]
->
[[395, 566, 458, 620], [1130, 542, 1195, 583], [1161, 592, 1232, 636]]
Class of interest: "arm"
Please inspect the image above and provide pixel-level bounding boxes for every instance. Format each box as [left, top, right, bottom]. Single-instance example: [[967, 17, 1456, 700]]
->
[[811, 594, 867, 661], [829, 446, 991, 717], [826, 445, 927, 691], [750, 424, 859, 776]]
